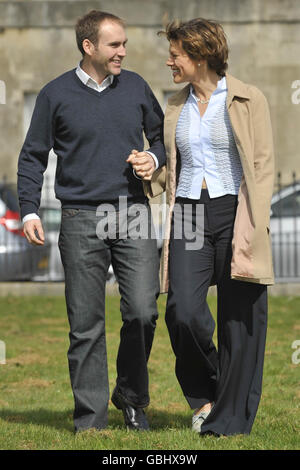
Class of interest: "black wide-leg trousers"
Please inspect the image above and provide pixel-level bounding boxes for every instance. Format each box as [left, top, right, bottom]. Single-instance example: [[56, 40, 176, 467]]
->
[[166, 190, 268, 436]]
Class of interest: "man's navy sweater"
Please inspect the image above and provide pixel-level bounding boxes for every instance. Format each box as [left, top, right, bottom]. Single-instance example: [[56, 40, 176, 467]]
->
[[17, 69, 165, 219]]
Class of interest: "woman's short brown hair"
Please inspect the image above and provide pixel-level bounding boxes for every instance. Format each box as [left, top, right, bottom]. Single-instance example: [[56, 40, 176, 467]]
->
[[160, 18, 229, 76], [75, 10, 125, 56]]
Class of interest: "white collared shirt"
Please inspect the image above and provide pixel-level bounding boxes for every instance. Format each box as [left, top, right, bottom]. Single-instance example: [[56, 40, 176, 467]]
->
[[75, 63, 114, 92], [175, 76, 243, 199]]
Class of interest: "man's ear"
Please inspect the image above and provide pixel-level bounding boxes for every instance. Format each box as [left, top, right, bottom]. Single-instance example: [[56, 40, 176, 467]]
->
[[82, 39, 94, 57]]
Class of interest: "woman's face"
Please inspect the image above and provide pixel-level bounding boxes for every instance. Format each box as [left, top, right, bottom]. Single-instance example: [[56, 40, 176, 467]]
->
[[166, 40, 199, 84]]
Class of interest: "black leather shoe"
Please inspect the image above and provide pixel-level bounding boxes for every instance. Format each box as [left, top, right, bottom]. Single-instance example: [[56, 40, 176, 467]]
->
[[111, 388, 149, 431]]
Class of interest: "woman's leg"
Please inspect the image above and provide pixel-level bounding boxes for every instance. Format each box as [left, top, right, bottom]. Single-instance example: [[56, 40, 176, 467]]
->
[[201, 279, 268, 436], [166, 196, 218, 410], [201, 196, 268, 436]]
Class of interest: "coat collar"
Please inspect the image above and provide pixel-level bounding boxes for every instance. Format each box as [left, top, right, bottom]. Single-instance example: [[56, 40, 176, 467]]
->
[[225, 73, 250, 106], [166, 73, 251, 111]]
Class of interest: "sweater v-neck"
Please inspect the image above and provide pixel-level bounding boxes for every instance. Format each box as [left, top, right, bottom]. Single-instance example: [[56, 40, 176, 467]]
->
[[72, 68, 118, 99]]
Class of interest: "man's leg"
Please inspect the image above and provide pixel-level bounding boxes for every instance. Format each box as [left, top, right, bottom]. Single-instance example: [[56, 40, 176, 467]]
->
[[58, 209, 111, 432], [110, 210, 160, 408]]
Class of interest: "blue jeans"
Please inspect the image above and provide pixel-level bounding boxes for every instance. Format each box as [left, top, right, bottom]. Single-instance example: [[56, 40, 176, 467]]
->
[[58, 205, 160, 431]]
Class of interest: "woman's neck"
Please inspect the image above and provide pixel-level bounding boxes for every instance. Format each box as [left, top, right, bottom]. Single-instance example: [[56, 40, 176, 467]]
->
[[191, 69, 221, 101]]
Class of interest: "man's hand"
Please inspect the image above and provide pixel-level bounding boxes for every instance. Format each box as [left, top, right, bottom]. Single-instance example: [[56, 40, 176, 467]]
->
[[127, 149, 156, 181], [23, 219, 45, 246]]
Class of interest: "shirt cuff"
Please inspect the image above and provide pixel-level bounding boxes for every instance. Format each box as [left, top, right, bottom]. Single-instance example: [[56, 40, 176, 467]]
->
[[22, 213, 40, 224], [133, 169, 143, 180], [145, 151, 159, 169], [132, 151, 159, 180]]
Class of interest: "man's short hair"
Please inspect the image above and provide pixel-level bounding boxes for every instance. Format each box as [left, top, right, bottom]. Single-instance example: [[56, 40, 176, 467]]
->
[[75, 10, 125, 56]]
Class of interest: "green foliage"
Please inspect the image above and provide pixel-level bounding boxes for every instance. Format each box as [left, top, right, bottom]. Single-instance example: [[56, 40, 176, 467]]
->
[[0, 295, 299, 450]]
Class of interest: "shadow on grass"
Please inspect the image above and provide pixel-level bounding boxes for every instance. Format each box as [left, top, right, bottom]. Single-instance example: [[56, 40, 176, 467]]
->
[[0, 408, 75, 432], [0, 407, 190, 433]]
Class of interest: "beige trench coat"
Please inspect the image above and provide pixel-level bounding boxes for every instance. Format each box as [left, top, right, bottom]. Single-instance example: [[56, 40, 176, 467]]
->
[[144, 74, 275, 293]]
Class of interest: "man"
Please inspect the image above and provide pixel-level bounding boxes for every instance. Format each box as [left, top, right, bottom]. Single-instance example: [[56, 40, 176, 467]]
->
[[17, 10, 165, 432]]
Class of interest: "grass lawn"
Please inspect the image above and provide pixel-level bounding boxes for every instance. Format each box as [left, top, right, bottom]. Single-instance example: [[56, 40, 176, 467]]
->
[[0, 293, 299, 450]]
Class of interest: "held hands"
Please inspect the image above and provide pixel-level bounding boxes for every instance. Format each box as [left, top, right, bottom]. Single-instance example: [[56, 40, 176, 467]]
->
[[126, 149, 156, 181], [23, 219, 45, 246]]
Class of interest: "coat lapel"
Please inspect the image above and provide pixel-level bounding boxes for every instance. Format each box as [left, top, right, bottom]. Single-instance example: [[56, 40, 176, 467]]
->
[[226, 74, 255, 185], [164, 85, 190, 205], [164, 85, 189, 164]]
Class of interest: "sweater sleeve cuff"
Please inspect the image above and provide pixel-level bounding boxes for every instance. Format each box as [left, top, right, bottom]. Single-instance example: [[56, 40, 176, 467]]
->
[[20, 203, 40, 221]]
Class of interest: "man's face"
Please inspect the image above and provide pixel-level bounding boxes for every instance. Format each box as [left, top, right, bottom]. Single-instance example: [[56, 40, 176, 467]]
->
[[91, 20, 127, 77]]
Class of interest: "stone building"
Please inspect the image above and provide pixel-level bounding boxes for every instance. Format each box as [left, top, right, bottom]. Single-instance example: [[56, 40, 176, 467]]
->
[[0, 0, 299, 189]]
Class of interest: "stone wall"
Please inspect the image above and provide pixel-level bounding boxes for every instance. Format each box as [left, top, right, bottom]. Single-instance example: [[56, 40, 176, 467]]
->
[[0, 0, 299, 183]]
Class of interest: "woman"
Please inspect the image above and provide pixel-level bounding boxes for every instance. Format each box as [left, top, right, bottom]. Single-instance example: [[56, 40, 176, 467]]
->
[[154, 18, 274, 436]]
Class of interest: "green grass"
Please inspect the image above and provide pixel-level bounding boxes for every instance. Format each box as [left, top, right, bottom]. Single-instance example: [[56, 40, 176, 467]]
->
[[0, 294, 299, 450]]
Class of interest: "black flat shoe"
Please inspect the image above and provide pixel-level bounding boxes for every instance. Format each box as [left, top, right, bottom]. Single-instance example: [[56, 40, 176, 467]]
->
[[111, 388, 149, 431]]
